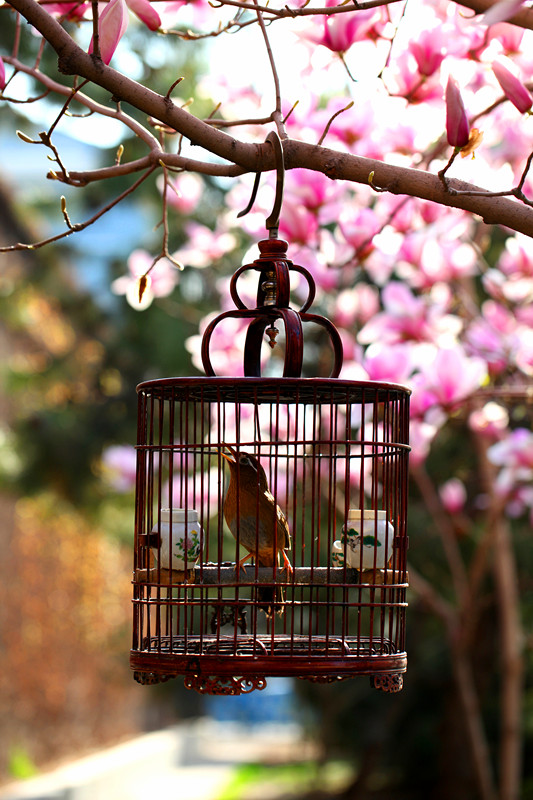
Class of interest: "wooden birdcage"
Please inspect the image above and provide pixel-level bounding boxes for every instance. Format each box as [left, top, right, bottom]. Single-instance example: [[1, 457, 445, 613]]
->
[[130, 234, 411, 695]]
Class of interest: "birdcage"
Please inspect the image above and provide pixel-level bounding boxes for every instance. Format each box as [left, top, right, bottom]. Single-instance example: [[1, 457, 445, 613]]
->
[[130, 134, 410, 695]]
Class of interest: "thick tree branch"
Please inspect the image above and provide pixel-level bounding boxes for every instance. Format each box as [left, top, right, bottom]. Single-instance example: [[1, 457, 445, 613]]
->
[[456, 0, 533, 30], [62, 154, 247, 185], [284, 141, 533, 237], [7, 0, 533, 239], [6, 0, 262, 171]]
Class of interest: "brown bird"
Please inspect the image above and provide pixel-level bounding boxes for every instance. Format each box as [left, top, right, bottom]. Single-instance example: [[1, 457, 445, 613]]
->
[[221, 446, 292, 617]]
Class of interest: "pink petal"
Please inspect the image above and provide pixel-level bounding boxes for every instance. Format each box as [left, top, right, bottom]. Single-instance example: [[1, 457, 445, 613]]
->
[[0, 57, 5, 90], [492, 59, 533, 113], [480, 0, 525, 26], [89, 0, 129, 65], [126, 0, 161, 30], [439, 478, 467, 515], [445, 77, 470, 148]]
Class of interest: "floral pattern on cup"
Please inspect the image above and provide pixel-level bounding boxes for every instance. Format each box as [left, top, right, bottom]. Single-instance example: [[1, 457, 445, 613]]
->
[[340, 510, 393, 569], [152, 508, 204, 570]]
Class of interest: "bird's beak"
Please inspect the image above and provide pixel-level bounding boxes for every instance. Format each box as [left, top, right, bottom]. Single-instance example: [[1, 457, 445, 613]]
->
[[220, 443, 236, 463]]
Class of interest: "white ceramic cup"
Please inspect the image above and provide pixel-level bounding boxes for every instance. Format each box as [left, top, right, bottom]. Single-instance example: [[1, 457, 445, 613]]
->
[[331, 540, 345, 566], [151, 508, 203, 570], [342, 509, 394, 569]]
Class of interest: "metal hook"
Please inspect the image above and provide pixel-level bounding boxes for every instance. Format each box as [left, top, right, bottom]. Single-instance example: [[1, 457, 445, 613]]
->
[[236, 131, 285, 239]]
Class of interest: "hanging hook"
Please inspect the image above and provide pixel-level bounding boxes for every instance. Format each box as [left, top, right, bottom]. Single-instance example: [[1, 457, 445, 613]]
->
[[265, 131, 284, 238], [236, 131, 285, 239]]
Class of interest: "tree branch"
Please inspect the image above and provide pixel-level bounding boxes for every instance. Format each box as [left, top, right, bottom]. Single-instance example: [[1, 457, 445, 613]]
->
[[455, 0, 533, 30], [6, 0, 533, 240]]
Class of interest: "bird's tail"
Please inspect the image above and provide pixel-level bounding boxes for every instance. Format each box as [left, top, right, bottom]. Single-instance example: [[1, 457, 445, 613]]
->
[[257, 551, 291, 617], [257, 584, 285, 618]]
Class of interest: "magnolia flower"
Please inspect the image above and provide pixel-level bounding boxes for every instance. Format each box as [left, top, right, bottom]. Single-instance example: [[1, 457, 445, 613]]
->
[[445, 77, 470, 148], [126, 0, 161, 30], [479, 0, 525, 26], [469, 402, 509, 438], [89, 0, 128, 64], [44, 2, 89, 20], [492, 59, 533, 114], [409, 27, 447, 77], [363, 343, 413, 384], [89, 0, 161, 64], [439, 478, 467, 515], [112, 249, 178, 309], [419, 346, 488, 406], [101, 445, 137, 492]]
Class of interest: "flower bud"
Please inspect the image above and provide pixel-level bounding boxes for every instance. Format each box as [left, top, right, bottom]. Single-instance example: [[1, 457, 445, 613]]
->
[[492, 59, 533, 113], [445, 77, 470, 148], [88, 0, 128, 65], [0, 56, 6, 91]]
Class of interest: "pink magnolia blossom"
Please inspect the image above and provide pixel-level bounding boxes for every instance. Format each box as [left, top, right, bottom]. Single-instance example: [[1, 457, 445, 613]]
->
[[0, 57, 5, 90], [172, 222, 237, 269], [466, 300, 520, 375], [439, 478, 467, 514], [480, 0, 525, 26], [488, 429, 533, 507], [186, 313, 251, 377], [313, 96, 389, 159], [398, 225, 477, 288], [497, 234, 533, 278], [483, 267, 533, 304], [409, 27, 447, 77], [284, 169, 343, 225], [363, 343, 413, 384], [283, 241, 340, 293], [469, 402, 509, 439], [338, 208, 381, 258], [89, 0, 129, 64], [445, 77, 470, 148], [418, 346, 488, 406], [157, 0, 211, 29], [278, 204, 319, 245], [408, 419, 440, 467], [385, 51, 444, 103], [358, 282, 461, 346], [515, 328, 533, 375], [126, 0, 161, 29], [333, 285, 380, 328], [408, 373, 440, 419], [101, 445, 137, 492], [89, 0, 161, 63], [158, 172, 204, 215], [308, 6, 381, 54], [112, 249, 178, 309], [488, 21, 524, 53], [492, 59, 533, 113], [44, 2, 89, 19]]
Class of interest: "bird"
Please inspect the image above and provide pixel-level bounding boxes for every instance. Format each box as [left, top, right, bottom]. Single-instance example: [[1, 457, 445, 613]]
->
[[221, 445, 292, 617]]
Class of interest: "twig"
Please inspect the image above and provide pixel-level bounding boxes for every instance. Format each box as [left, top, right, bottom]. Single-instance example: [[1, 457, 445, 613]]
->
[[90, 0, 100, 61], [438, 149, 459, 191], [0, 166, 157, 252], [165, 76, 184, 100], [4, 55, 161, 150], [204, 114, 274, 128], [317, 100, 353, 146], [411, 463, 470, 606], [251, 0, 285, 137]]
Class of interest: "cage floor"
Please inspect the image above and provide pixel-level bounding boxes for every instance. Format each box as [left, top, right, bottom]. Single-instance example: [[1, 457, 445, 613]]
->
[[136, 633, 399, 657]]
